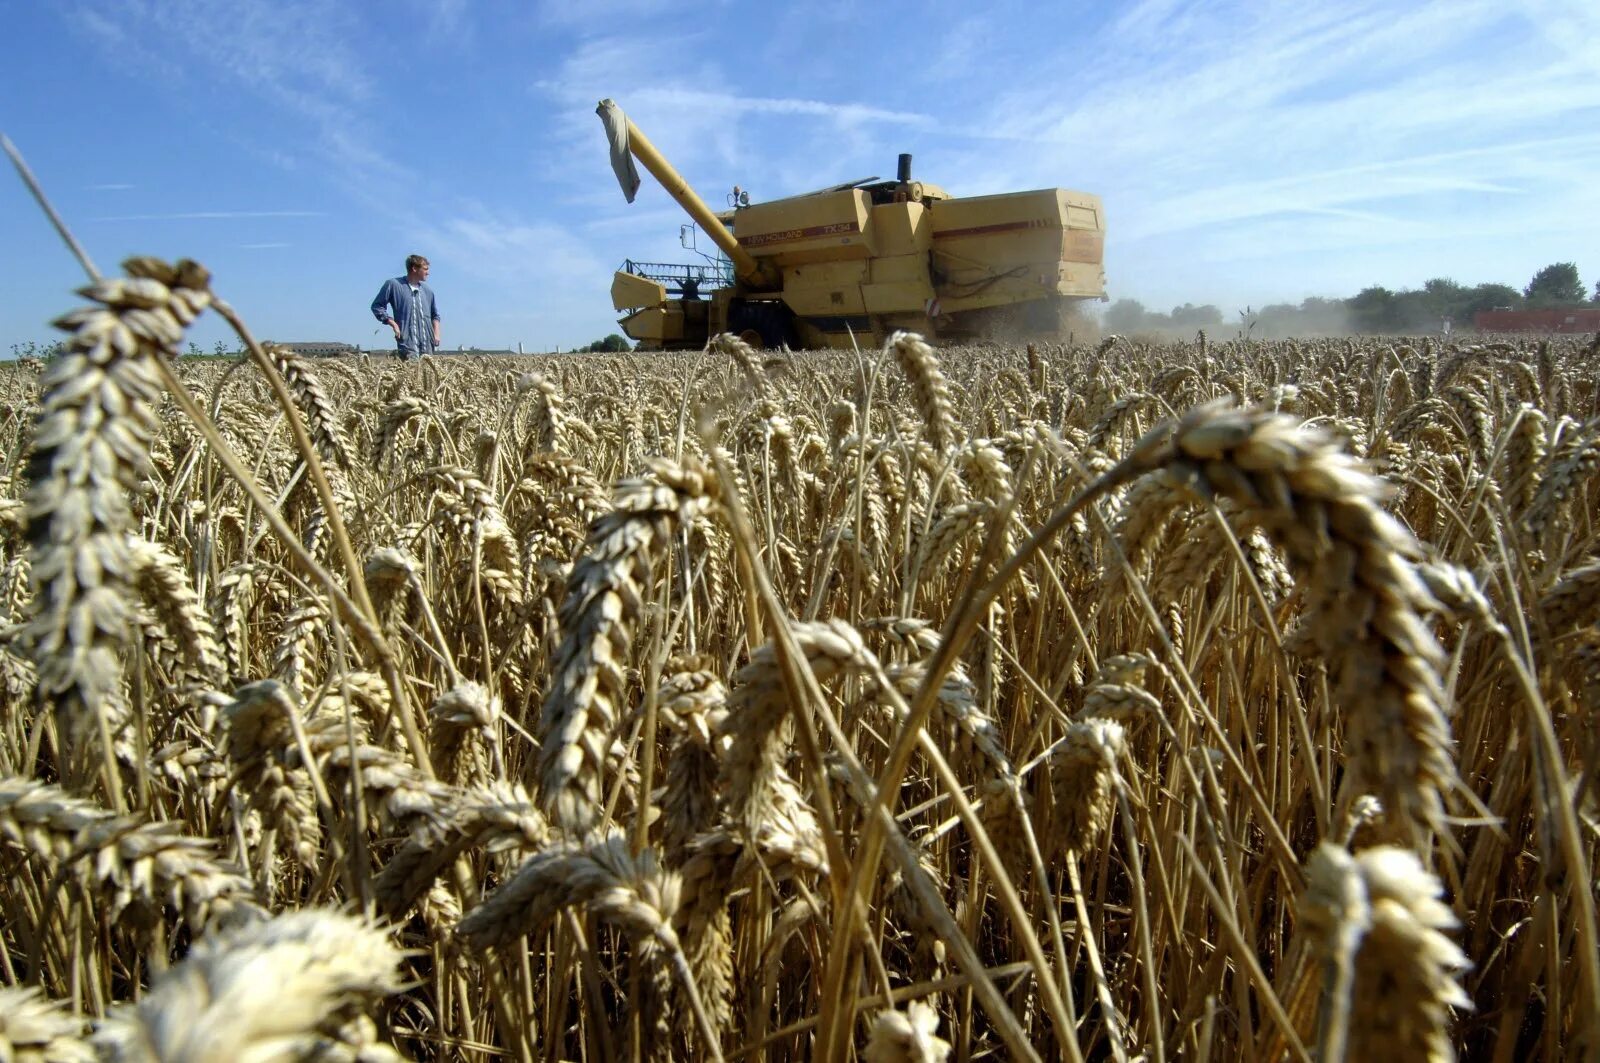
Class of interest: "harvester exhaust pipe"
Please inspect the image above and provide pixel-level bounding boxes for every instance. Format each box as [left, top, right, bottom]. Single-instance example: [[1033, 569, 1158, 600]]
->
[[597, 99, 778, 290], [897, 153, 913, 183]]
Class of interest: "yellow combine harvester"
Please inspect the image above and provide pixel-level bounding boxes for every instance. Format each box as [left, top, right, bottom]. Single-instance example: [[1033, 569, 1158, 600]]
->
[[599, 99, 1106, 350]]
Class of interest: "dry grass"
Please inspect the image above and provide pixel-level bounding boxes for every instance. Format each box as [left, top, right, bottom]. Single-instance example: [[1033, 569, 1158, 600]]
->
[[2, 264, 1598, 1061]]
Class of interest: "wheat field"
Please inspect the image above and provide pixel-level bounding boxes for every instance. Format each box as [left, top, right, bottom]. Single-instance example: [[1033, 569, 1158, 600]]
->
[[1, 257, 1597, 1061]]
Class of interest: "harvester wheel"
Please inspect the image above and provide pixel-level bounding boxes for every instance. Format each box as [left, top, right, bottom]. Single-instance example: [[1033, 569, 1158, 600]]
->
[[727, 301, 795, 350]]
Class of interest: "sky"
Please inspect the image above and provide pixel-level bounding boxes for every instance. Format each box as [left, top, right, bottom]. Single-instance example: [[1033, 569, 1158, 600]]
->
[[2, 0, 1598, 353]]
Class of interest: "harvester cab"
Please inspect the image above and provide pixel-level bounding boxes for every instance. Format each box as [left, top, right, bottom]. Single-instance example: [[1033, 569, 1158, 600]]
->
[[598, 98, 1106, 350]]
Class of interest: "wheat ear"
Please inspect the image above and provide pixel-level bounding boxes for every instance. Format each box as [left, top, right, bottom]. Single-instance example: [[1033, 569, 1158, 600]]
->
[[1541, 556, 1600, 632], [264, 343, 354, 471], [1124, 399, 1456, 841], [889, 332, 961, 453], [22, 258, 212, 783], [1043, 717, 1126, 861], [93, 909, 406, 1062], [863, 1001, 953, 1063], [1525, 419, 1598, 543], [0, 986, 91, 1056], [0, 775, 259, 932], [659, 659, 729, 857], [1298, 843, 1470, 1063], [669, 763, 829, 1047], [429, 680, 501, 785], [458, 832, 724, 1060], [371, 395, 428, 469], [537, 458, 717, 833], [718, 619, 871, 838], [429, 465, 524, 603], [459, 832, 678, 948], [1080, 654, 1162, 723], [375, 780, 548, 919], [0, 986, 92, 1063], [218, 680, 325, 868], [127, 535, 225, 685], [709, 332, 766, 394]]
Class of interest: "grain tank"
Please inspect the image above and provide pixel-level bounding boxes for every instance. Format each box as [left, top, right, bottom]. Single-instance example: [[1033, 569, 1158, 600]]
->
[[599, 98, 1106, 349]]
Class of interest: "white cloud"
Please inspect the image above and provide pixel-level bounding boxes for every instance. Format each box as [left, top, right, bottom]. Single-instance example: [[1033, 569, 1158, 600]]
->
[[1118, 133, 1599, 242], [64, 0, 413, 209], [917, 0, 1600, 301], [91, 210, 325, 222], [407, 0, 471, 43], [626, 88, 932, 128], [533, 0, 723, 29]]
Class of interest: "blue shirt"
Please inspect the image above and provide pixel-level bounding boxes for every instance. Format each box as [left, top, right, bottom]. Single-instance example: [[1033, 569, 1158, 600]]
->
[[371, 277, 440, 354]]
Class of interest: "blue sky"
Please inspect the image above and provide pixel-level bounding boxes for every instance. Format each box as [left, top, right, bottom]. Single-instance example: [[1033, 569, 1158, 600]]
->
[[3, 0, 1597, 352]]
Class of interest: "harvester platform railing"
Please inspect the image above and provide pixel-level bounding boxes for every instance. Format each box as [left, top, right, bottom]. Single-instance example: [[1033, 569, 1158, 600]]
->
[[621, 259, 735, 294]]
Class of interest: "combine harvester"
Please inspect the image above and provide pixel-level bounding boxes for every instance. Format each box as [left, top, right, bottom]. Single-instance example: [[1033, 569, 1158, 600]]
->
[[598, 99, 1106, 350]]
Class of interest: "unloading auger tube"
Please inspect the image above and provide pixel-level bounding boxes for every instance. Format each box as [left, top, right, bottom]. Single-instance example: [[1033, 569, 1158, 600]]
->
[[597, 99, 780, 291]]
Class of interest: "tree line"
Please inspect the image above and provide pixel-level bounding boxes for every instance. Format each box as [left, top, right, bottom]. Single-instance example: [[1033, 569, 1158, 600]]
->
[[1104, 261, 1594, 337], [581, 333, 632, 352]]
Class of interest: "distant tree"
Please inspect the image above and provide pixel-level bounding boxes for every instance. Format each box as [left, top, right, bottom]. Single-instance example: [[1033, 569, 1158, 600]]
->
[[1169, 302, 1223, 327], [1296, 296, 1350, 333], [1103, 299, 1148, 333], [1418, 278, 1468, 325], [1253, 303, 1299, 336], [1524, 262, 1585, 307], [1462, 283, 1523, 317], [586, 333, 632, 352], [1593, 279, 1600, 304], [9, 340, 66, 361], [1391, 289, 1440, 332], [1346, 286, 1398, 332]]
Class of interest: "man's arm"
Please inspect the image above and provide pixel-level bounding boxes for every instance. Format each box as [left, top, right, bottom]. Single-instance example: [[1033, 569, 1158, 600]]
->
[[371, 280, 395, 325], [429, 290, 441, 345]]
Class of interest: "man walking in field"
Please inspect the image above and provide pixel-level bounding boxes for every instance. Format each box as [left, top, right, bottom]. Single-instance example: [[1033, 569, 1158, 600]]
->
[[371, 254, 441, 358]]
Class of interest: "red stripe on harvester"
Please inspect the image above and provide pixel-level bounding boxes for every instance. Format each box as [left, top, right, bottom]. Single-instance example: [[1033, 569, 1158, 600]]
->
[[934, 219, 1052, 239]]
